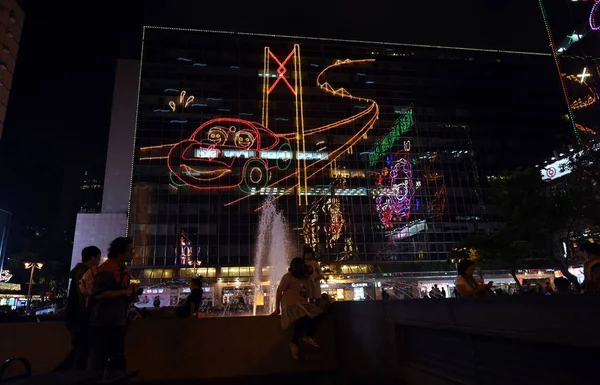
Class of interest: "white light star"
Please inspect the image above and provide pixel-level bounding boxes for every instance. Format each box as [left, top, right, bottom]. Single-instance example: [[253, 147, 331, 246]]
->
[[577, 67, 591, 83]]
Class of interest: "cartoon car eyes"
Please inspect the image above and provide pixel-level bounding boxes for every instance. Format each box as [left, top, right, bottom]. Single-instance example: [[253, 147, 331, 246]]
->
[[208, 127, 229, 145], [234, 130, 256, 148]]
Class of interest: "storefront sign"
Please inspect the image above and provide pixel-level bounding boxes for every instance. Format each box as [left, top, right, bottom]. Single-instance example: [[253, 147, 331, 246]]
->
[[0, 282, 20, 292], [351, 283, 368, 288]]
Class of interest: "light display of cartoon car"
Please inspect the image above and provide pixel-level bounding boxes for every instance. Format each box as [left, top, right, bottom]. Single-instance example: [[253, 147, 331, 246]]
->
[[167, 118, 294, 192]]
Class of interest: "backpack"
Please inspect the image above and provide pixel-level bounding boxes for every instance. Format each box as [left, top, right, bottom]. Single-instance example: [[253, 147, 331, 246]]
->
[[79, 265, 98, 307]]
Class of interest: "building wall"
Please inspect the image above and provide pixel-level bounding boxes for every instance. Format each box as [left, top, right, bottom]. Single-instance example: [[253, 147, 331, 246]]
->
[[101, 59, 140, 214], [69, 213, 127, 271], [0, 0, 22, 142]]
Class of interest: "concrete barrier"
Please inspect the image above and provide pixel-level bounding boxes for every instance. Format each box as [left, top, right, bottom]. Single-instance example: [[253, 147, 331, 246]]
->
[[333, 295, 600, 384], [0, 313, 336, 382]]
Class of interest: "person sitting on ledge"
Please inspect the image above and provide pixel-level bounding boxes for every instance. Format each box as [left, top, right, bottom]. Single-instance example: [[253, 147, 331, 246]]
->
[[272, 257, 323, 360], [455, 259, 491, 298], [176, 277, 203, 318]]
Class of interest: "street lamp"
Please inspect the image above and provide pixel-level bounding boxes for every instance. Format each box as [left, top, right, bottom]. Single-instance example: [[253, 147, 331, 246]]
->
[[23, 262, 43, 313], [187, 259, 201, 278]]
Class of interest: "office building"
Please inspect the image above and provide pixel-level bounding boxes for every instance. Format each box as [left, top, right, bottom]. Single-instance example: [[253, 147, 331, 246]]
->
[[0, 0, 22, 142], [73, 27, 571, 302]]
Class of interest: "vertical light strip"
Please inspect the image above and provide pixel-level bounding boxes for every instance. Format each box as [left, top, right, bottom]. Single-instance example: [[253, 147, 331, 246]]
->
[[293, 46, 302, 205], [295, 44, 308, 206], [126, 26, 147, 237], [538, 0, 582, 145], [262, 47, 270, 127]]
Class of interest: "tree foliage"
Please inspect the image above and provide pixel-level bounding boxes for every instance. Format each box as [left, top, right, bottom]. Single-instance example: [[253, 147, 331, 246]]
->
[[472, 146, 600, 288]]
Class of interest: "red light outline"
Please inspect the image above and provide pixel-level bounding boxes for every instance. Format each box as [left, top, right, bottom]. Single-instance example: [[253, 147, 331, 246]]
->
[[267, 49, 296, 95]]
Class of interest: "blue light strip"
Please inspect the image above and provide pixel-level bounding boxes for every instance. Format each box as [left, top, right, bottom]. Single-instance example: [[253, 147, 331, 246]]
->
[[177, 57, 193, 62], [191, 103, 207, 107], [154, 109, 171, 113], [165, 88, 180, 92], [170, 120, 188, 123], [218, 108, 230, 112], [239, 112, 253, 116], [193, 63, 207, 67], [207, 98, 222, 101], [275, 118, 289, 121], [230, 65, 239, 69]]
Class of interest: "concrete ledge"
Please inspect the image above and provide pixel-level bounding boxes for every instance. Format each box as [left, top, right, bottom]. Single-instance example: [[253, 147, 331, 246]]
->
[[0, 314, 336, 382]]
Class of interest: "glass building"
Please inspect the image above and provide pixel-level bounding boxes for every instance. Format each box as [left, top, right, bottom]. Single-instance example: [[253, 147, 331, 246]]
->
[[129, 27, 568, 293]]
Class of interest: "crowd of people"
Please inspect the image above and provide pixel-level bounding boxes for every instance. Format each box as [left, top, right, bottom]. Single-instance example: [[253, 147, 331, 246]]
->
[[56, 236, 203, 375], [55, 238, 600, 368], [450, 241, 600, 298]]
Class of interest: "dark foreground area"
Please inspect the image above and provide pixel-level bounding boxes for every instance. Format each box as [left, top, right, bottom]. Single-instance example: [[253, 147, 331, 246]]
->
[[2, 296, 600, 385]]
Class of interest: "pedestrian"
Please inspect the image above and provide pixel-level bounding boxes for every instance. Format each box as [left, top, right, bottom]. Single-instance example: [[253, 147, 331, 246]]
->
[[440, 287, 447, 298], [272, 257, 323, 360], [88, 237, 137, 372], [55, 246, 101, 371]]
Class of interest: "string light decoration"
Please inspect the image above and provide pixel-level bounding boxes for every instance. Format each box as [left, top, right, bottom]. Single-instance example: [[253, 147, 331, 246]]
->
[[563, 74, 598, 110], [227, 55, 379, 210], [374, 158, 414, 229], [577, 67, 591, 84], [590, 0, 600, 31], [302, 178, 357, 260], [323, 195, 345, 248], [369, 107, 414, 166], [178, 230, 193, 265], [163, 118, 292, 191], [538, 0, 582, 145], [422, 152, 446, 219], [169, 90, 194, 112], [140, 46, 378, 208], [427, 184, 447, 219], [576, 123, 597, 135]]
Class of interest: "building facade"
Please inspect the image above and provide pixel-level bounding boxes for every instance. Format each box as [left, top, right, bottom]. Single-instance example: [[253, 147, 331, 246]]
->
[[124, 27, 568, 293], [0, 0, 22, 142]]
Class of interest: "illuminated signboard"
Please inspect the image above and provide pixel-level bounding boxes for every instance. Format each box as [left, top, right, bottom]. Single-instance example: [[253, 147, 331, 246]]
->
[[541, 144, 599, 181], [0, 282, 20, 292]]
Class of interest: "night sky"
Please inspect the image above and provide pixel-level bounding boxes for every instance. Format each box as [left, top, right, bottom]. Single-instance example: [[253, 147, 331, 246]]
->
[[0, 0, 588, 242]]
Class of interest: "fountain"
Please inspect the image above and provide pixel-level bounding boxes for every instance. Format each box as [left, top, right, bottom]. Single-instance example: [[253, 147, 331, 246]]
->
[[253, 198, 292, 315]]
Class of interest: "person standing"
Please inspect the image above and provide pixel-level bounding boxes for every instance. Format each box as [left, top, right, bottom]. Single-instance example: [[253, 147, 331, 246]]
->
[[441, 287, 447, 298], [272, 257, 323, 360], [88, 237, 137, 371], [55, 246, 101, 371]]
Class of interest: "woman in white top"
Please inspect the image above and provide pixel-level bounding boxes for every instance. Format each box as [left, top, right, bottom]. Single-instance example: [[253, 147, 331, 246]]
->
[[455, 259, 490, 298]]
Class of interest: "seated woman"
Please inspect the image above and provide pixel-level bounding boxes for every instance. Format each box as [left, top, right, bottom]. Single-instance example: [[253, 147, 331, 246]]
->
[[455, 259, 490, 298], [272, 257, 323, 360]]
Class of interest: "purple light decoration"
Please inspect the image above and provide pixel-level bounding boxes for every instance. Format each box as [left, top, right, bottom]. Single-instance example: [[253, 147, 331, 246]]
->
[[375, 158, 414, 228], [590, 1, 600, 31]]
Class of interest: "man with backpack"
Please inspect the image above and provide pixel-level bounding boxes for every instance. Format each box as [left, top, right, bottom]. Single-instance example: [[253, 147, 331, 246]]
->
[[55, 246, 101, 371]]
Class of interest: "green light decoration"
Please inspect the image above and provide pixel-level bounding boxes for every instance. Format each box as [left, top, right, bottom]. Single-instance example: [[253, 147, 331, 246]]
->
[[538, 0, 581, 145], [369, 106, 414, 166]]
